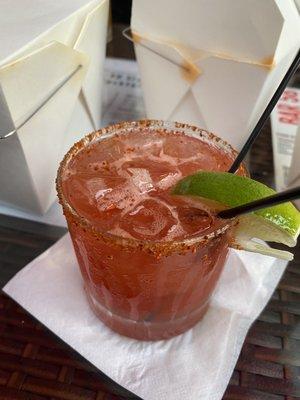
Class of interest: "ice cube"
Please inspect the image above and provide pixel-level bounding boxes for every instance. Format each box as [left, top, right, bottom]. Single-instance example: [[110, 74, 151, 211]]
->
[[119, 198, 177, 240], [97, 181, 140, 213], [128, 168, 154, 194], [176, 205, 213, 236], [86, 178, 110, 200], [156, 171, 182, 190]]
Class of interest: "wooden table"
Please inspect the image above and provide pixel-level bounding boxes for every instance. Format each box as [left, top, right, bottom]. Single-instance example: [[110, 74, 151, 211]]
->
[[1, 26, 300, 400]]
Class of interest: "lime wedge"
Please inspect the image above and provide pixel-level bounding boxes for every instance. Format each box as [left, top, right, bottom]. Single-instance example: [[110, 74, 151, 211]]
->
[[173, 172, 300, 261]]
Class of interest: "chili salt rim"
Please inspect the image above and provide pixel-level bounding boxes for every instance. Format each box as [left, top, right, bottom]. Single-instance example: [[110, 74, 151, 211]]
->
[[56, 120, 246, 256]]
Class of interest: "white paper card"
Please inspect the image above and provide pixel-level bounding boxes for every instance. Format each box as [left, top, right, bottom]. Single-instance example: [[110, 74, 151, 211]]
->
[[4, 234, 287, 400], [271, 87, 300, 208], [101, 58, 145, 126], [289, 125, 300, 202]]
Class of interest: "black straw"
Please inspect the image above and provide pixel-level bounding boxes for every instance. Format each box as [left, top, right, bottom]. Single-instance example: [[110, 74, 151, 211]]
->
[[218, 186, 300, 219], [228, 48, 300, 174]]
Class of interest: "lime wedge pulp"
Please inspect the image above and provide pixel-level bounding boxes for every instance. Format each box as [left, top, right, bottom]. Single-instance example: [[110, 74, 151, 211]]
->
[[173, 172, 300, 260]]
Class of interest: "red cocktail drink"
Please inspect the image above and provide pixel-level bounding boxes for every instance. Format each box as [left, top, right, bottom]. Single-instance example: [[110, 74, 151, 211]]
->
[[57, 121, 244, 340]]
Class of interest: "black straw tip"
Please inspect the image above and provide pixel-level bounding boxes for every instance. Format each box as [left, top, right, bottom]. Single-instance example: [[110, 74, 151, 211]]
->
[[217, 186, 300, 219]]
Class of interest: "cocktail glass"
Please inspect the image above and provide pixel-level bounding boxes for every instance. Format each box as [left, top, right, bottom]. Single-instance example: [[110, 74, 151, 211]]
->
[[57, 120, 245, 340]]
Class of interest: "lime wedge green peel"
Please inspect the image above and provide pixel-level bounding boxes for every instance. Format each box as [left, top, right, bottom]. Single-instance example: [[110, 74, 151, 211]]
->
[[173, 172, 300, 261]]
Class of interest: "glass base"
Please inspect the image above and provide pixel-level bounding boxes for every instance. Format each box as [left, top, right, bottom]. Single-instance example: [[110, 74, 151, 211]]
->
[[86, 288, 209, 341]]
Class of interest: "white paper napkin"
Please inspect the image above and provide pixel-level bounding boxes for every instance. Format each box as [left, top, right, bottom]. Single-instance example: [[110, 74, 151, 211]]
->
[[3, 234, 287, 400]]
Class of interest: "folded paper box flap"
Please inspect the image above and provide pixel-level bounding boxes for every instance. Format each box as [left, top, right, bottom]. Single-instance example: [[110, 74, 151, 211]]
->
[[131, 0, 300, 150], [131, 0, 288, 62], [0, 0, 109, 214], [0, 43, 89, 125], [74, 1, 109, 129], [0, 0, 109, 129], [131, 38, 192, 121], [0, 86, 42, 212], [0, 42, 89, 213], [275, 0, 300, 62], [0, 0, 101, 65]]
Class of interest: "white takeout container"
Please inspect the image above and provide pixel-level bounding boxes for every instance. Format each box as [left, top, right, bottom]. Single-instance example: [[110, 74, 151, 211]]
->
[[131, 0, 300, 151], [0, 0, 109, 214]]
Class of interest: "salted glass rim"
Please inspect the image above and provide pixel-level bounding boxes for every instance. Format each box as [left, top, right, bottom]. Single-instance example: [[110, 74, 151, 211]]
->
[[56, 120, 246, 255]]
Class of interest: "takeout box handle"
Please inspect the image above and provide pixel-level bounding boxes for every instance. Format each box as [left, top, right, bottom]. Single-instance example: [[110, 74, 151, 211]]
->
[[0, 64, 84, 140]]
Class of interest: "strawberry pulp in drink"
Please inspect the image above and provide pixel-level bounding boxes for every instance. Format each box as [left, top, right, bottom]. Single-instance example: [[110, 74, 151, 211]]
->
[[57, 121, 240, 340]]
